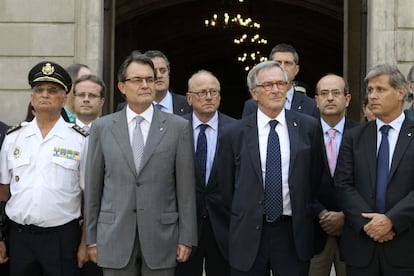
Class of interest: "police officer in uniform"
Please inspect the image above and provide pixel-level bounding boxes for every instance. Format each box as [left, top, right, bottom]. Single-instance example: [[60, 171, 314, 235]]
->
[[0, 61, 88, 276]]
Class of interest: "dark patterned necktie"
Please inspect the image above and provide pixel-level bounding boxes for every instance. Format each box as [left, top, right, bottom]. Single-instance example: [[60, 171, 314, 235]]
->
[[376, 125, 391, 213], [264, 120, 283, 221], [196, 124, 208, 185]]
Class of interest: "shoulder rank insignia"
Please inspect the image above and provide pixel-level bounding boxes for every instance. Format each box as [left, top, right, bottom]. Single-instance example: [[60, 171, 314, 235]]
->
[[6, 123, 22, 135], [72, 124, 89, 137]]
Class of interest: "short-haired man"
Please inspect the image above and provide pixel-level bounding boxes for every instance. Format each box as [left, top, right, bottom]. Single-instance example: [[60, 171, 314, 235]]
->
[[144, 50, 191, 115], [73, 74, 105, 131], [64, 63, 93, 122], [219, 61, 323, 275], [0, 61, 88, 275], [335, 64, 414, 275], [176, 70, 236, 276], [310, 74, 358, 276], [242, 43, 319, 118]]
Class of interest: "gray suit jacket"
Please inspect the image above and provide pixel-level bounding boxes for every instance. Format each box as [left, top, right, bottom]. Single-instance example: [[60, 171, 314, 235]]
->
[[85, 107, 197, 270]]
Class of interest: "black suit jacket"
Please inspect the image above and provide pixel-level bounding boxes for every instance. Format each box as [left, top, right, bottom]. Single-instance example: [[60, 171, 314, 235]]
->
[[334, 119, 414, 267], [116, 92, 191, 115], [242, 90, 319, 118], [171, 92, 192, 115], [313, 118, 359, 254], [183, 112, 237, 260], [218, 110, 323, 271], [0, 121, 9, 149]]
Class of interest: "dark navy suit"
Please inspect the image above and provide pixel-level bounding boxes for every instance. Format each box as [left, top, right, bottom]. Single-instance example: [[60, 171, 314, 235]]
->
[[218, 110, 323, 274], [176, 112, 236, 276]]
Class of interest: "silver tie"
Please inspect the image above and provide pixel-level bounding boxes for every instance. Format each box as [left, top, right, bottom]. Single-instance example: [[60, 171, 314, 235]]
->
[[132, 116, 145, 172]]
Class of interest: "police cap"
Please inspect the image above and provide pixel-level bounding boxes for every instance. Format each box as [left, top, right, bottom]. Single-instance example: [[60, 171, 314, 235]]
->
[[28, 61, 72, 93]]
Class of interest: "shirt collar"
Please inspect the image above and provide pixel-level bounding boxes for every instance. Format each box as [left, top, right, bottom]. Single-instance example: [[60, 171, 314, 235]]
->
[[285, 86, 295, 104], [126, 104, 154, 125], [192, 111, 219, 131], [153, 90, 173, 110], [257, 108, 286, 130], [376, 111, 405, 133], [320, 117, 346, 134]]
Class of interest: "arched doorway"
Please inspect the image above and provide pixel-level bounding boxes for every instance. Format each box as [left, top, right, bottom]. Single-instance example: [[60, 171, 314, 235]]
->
[[111, 0, 344, 119]]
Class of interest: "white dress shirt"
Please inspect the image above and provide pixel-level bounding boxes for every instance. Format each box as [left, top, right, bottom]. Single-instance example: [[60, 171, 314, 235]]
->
[[257, 108, 292, 216], [321, 117, 346, 155], [376, 112, 405, 169], [192, 112, 219, 184], [153, 91, 173, 113], [126, 104, 154, 146]]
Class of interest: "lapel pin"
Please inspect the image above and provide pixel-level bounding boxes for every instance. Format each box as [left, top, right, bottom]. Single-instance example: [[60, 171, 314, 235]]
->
[[293, 122, 297, 127], [408, 132, 412, 137], [160, 127, 164, 131], [298, 106, 302, 110]]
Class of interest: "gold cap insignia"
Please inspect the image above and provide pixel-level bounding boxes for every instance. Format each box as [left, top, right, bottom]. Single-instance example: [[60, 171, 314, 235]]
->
[[13, 147, 21, 159], [42, 63, 55, 75]]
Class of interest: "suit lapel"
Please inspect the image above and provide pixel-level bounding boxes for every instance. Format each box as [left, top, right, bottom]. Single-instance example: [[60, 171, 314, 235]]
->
[[138, 108, 168, 174], [389, 119, 414, 180], [285, 111, 300, 179], [110, 109, 137, 177], [206, 113, 223, 189], [364, 122, 378, 190], [246, 114, 263, 183]]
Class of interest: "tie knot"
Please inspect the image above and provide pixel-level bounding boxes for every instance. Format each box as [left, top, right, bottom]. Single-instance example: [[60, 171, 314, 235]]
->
[[155, 103, 163, 110], [135, 116, 144, 126], [380, 125, 391, 135], [269, 120, 278, 129], [199, 124, 208, 133], [328, 128, 336, 139]]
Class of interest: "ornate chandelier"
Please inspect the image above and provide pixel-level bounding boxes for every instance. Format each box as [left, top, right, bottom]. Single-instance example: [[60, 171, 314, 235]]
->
[[204, 0, 268, 71]]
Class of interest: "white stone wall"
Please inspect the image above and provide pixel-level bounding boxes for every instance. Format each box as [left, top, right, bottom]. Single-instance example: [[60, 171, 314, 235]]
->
[[367, 0, 414, 78], [0, 0, 103, 125]]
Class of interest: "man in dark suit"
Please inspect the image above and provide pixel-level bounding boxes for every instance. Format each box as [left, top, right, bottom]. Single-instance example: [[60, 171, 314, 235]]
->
[[85, 54, 197, 276], [334, 64, 414, 275], [242, 43, 319, 118], [219, 61, 323, 275], [144, 50, 191, 115], [310, 74, 358, 276], [176, 70, 236, 276]]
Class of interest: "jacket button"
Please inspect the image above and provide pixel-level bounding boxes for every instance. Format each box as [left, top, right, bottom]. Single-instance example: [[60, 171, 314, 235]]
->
[[256, 225, 261, 230], [258, 200, 263, 205]]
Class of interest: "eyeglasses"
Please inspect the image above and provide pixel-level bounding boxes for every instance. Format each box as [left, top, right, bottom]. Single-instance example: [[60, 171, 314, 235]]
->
[[256, 81, 288, 91], [74, 92, 101, 99], [32, 86, 63, 95], [124, 77, 155, 86], [188, 89, 220, 98], [318, 89, 345, 98]]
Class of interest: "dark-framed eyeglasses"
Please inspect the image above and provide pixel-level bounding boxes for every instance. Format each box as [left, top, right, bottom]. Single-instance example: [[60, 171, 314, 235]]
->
[[188, 88, 220, 98]]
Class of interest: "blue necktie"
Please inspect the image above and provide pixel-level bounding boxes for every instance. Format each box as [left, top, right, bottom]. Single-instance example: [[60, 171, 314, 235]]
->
[[376, 125, 391, 213], [155, 103, 163, 110], [264, 120, 283, 221], [196, 124, 208, 185]]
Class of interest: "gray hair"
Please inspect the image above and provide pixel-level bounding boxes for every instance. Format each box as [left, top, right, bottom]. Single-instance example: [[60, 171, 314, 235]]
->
[[365, 64, 407, 92], [247, 61, 289, 91]]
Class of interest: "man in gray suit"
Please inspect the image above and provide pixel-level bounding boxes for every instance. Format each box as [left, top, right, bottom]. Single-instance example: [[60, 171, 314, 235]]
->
[[85, 53, 197, 276]]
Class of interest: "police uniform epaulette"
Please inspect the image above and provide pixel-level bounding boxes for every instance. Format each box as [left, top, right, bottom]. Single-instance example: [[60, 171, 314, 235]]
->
[[6, 123, 22, 135], [72, 124, 89, 137]]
